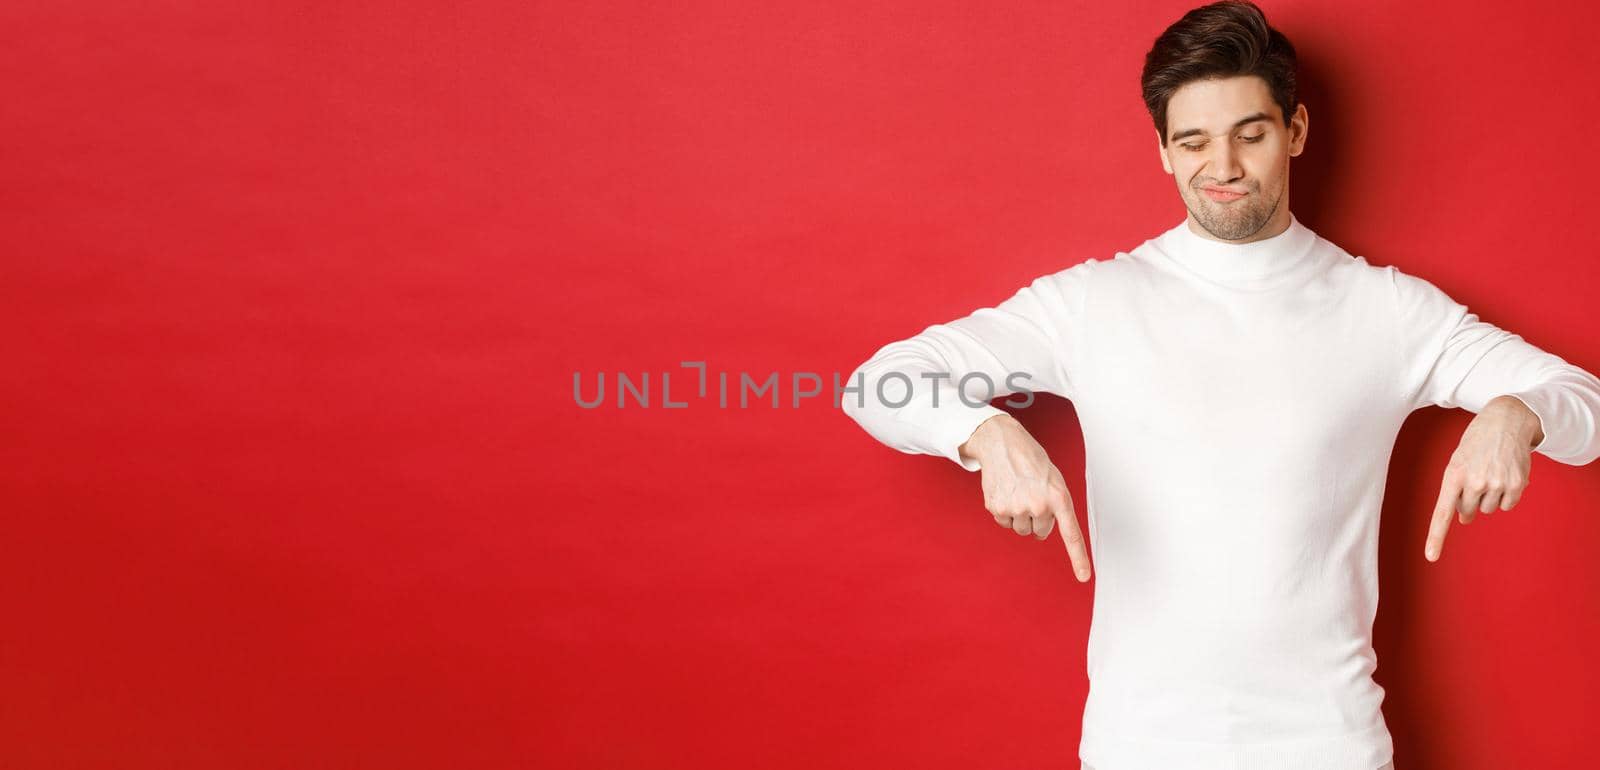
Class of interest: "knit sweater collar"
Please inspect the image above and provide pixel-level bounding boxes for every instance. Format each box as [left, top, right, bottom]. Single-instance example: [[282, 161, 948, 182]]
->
[[1156, 212, 1318, 287]]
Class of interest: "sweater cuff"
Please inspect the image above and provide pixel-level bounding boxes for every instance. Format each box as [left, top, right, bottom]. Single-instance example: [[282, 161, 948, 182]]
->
[[931, 404, 1007, 472], [1502, 389, 1555, 455]]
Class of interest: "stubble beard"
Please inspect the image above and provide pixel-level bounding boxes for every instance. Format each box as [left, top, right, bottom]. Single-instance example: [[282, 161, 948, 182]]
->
[[1186, 179, 1282, 241]]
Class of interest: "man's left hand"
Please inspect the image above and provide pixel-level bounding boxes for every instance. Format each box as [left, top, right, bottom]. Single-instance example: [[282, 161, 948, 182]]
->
[[1425, 395, 1545, 562]]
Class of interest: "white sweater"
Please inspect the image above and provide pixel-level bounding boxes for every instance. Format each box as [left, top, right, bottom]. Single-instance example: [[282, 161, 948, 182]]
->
[[840, 213, 1600, 770]]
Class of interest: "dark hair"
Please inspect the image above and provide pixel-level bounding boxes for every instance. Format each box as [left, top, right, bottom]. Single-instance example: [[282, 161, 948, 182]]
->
[[1141, 0, 1298, 145]]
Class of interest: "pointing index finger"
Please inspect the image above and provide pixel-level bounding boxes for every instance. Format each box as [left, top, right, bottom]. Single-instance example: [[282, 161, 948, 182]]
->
[[1052, 491, 1092, 581], [1426, 475, 1460, 562]]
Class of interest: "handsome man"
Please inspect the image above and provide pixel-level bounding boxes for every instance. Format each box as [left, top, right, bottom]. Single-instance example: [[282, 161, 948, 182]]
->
[[840, 2, 1600, 769]]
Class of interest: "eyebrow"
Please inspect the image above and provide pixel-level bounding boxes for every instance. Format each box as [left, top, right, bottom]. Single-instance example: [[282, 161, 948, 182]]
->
[[1168, 111, 1272, 143]]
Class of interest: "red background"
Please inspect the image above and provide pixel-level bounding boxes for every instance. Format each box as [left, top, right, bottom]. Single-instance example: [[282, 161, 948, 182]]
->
[[5, 1, 1599, 767]]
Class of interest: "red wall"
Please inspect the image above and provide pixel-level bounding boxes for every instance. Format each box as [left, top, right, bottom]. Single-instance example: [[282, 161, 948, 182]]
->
[[5, 2, 1599, 768]]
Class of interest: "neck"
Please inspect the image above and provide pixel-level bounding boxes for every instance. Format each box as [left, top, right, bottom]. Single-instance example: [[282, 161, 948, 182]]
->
[[1157, 207, 1317, 288]]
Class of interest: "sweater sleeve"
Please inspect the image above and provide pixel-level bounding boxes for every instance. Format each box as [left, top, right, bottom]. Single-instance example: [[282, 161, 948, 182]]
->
[[840, 259, 1097, 472], [1391, 265, 1600, 466]]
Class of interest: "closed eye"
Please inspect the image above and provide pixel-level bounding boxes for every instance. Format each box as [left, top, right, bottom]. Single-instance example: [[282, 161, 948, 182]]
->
[[1183, 134, 1266, 151]]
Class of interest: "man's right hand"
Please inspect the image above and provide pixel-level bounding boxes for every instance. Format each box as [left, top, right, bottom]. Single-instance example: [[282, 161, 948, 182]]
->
[[959, 413, 1093, 582]]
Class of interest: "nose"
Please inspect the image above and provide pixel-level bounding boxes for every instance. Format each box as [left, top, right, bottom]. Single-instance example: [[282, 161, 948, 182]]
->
[[1208, 141, 1244, 185]]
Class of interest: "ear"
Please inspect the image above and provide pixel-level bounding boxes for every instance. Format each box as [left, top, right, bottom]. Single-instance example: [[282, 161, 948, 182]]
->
[[1158, 131, 1173, 175], [1288, 103, 1309, 158]]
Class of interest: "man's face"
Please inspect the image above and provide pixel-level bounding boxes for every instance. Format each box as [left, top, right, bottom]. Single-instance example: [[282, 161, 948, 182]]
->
[[1159, 75, 1308, 241]]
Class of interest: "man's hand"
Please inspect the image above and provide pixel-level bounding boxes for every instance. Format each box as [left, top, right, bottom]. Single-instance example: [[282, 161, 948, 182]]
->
[[960, 413, 1093, 581], [1425, 395, 1545, 562]]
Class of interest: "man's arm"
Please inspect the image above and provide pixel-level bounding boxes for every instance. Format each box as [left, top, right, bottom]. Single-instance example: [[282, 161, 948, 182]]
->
[[840, 260, 1099, 577], [1394, 266, 1600, 466], [840, 260, 1097, 471]]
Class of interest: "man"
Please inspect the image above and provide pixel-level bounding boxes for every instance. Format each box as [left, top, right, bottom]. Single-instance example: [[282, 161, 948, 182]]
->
[[839, 2, 1600, 769]]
